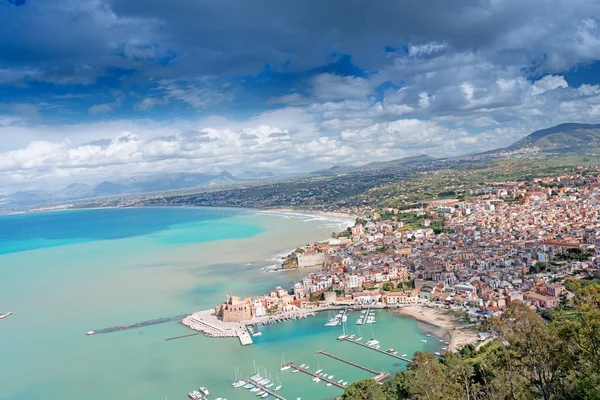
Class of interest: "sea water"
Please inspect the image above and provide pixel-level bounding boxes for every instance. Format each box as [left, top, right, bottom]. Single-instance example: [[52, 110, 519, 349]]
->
[[0, 207, 438, 400]]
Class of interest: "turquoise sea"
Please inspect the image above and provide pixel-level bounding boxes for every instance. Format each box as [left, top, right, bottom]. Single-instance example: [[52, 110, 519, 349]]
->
[[0, 207, 439, 400]]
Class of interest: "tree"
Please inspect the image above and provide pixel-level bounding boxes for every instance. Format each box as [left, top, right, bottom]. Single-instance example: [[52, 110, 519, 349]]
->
[[490, 302, 570, 400], [405, 352, 458, 400], [382, 371, 410, 399], [342, 379, 387, 400]]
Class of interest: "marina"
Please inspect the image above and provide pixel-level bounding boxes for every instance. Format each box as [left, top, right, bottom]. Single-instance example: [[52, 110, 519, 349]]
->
[[86, 314, 189, 335]]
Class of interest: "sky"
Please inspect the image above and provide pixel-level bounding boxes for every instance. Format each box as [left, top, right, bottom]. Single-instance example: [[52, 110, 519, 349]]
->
[[1, 0, 600, 192]]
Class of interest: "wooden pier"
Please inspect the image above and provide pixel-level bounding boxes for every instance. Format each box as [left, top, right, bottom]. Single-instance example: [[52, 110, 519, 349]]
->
[[316, 350, 380, 375], [360, 305, 371, 325], [246, 380, 287, 400], [340, 338, 412, 362], [165, 332, 199, 341], [288, 363, 347, 389]]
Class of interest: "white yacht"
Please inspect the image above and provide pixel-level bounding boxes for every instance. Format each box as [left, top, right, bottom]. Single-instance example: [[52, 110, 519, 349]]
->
[[280, 354, 291, 371], [199, 387, 210, 396], [325, 317, 339, 327], [366, 338, 379, 346], [421, 339, 427, 343]]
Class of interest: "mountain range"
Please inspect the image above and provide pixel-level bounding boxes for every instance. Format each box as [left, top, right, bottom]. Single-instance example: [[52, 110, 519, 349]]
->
[[0, 171, 276, 208], [3, 122, 600, 208]]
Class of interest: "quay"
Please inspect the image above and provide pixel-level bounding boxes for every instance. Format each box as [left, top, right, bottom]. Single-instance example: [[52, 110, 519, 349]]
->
[[288, 363, 347, 389], [165, 332, 199, 341], [87, 314, 189, 335], [316, 350, 380, 375], [181, 310, 253, 346], [340, 338, 412, 362]]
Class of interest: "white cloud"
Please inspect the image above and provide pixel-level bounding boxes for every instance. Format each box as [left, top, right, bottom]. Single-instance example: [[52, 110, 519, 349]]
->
[[531, 75, 569, 96], [408, 42, 448, 56], [134, 97, 167, 111]]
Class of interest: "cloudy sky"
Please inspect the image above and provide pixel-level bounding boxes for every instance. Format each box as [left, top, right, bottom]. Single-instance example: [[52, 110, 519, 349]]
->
[[1, 0, 600, 192]]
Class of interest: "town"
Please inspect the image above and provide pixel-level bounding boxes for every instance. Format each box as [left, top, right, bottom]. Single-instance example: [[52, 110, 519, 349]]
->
[[183, 172, 600, 347]]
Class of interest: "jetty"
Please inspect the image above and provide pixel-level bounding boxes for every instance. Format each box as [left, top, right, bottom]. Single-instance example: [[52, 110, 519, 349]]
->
[[246, 380, 287, 400], [337, 307, 348, 326], [87, 314, 189, 335], [340, 338, 412, 362], [360, 305, 371, 324], [288, 363, 347, 389], [165, 332, 199, 341], [316, 350, 380, 375]]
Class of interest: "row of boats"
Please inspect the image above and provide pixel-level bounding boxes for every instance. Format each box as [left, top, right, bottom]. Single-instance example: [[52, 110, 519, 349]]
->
[[324, 310, 348, 326], [356, 309, 376, 325], [187, 387, 212, 400], [232, 372, 283, 399]]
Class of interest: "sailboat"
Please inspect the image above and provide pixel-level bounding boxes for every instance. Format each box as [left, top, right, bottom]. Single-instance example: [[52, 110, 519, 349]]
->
[[315, 360, 322, 375], [366, 323, 379, 346], [355, 326, 363, 341], [337, 321, 348, 340], [280, 354, 291, 371], [274, 376, 283, 391], [232, 366, 246, 388]]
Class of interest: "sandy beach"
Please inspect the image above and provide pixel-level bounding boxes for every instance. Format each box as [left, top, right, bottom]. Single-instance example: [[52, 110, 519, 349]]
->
[[265, 207, 358, 223], [395, 305, 481, 352]]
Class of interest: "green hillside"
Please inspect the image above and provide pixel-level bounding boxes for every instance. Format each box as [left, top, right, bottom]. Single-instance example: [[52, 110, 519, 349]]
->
[[505, 123, 600, 151]]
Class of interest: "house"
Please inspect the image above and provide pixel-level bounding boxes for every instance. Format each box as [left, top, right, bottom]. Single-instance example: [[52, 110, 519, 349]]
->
[[523, 291, 560, 308]]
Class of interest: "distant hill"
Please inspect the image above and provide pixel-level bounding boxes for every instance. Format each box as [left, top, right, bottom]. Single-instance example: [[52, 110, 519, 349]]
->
[[504, 123, 600, 151], [0, 170, 280, 209], [313, 154, 437, 175]]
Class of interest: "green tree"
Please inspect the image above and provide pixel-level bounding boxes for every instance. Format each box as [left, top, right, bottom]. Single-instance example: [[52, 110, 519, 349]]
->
[[342, 379, 387, 400], [405, 352, 458, 400], [382, 371, 410, 399]]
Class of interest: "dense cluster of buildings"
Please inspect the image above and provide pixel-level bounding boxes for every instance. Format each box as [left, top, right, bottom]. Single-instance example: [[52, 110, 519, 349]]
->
[[214, 175, 600, 322]]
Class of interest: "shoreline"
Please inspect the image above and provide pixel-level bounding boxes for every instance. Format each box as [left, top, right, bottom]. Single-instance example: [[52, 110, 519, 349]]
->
[[394, 305, 481, 352], [263, 207, 358, 224]]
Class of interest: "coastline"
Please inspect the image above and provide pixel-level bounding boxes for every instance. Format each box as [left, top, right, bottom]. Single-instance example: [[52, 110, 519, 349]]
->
[[264, 207, 358, 223], [394, 305, 481, 352]]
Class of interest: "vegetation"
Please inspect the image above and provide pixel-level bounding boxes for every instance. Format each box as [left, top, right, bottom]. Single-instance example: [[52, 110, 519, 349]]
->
[[342, 281, 600, 400]]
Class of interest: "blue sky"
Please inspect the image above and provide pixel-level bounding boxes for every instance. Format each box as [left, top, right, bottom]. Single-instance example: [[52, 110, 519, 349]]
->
[[1, 0, 600, 192]]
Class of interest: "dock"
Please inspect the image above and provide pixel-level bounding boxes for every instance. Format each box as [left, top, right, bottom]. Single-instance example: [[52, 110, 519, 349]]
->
[[87, 314, 189, 335], [337, 308, 348, 326], [246, 380, 287, 400], [340, 338, 412, 362], [360, 305, 371, 325], [316, 350, 380, 375], [288, 363, 347, 389], [165, 332, 199, 341]]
